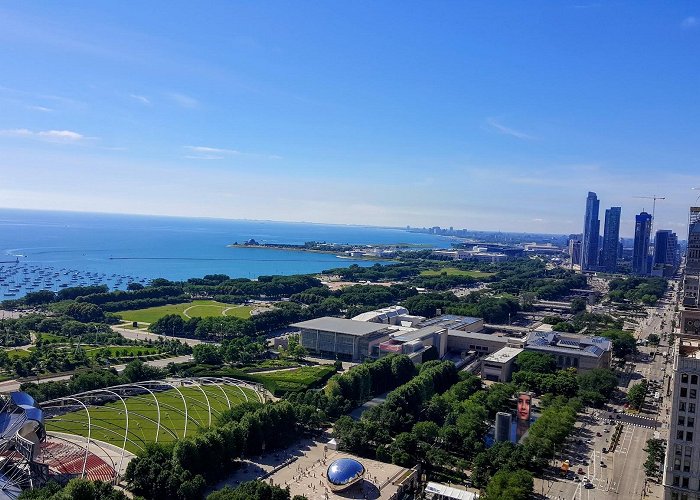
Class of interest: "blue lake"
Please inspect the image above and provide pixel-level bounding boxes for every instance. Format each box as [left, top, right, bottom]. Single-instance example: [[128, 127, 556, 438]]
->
[[0, 209, 452, 297]]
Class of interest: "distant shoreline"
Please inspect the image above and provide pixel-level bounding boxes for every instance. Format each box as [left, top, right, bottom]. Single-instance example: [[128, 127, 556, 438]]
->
[[227, 243, 386, 260]]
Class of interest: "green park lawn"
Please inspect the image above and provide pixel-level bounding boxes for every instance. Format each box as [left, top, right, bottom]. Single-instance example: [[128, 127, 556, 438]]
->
[[117, 300, 252, 324], [249, 365, 336, 394], [45, 384, 259, 454], [6, 348, 32, 360], [420, 267, 495, 279]]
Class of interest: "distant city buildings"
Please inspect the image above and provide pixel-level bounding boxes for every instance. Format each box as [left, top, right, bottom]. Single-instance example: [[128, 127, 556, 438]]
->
[[600, 207, 621, 272], [633, 211, 653, 275], [568, 238, 582, 267], [581, 192, 601, 271]]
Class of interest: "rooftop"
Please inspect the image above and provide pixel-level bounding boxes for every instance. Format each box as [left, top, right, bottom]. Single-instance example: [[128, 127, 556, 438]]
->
[[291, 317, 390, 336], [525, 331, 611, 358], [483, 347, 524, 363], [425, 482, 479, 500], [392, 325, 445, 342], [447, 330, 508, 343], [419, 314, 482, 329]]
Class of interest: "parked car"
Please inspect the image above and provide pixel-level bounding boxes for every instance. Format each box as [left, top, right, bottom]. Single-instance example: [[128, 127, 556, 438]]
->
[[585, 482, 594, 489], [578, 468, 584, 474]]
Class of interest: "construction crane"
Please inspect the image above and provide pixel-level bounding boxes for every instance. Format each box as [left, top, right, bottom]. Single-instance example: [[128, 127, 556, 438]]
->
[[633, 195, 666, 222], [633, 195, 665, 241]]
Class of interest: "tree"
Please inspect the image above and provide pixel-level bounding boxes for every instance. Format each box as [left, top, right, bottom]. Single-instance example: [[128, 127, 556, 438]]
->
[[20, 478, 129, 499], [483, 469, 534, 500], [122, 359, 165, 383], [601, 329, 637, 358], [647, 333, 661, 346], [514, 352, 556, 374], [643, 438, 665, 480], [192, 344, 223, 365], [207, 481, 303, 500], [627, 379, 648, 410], [570, 297, 587, 314], [285, 334, 307, 360]]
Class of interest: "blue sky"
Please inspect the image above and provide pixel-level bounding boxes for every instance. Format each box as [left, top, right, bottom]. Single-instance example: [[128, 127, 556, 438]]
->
[[1, 1, 699, 237]]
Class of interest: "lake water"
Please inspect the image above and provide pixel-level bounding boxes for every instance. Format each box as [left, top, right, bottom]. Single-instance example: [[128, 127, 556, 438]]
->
[[0, 209, 451, 297]]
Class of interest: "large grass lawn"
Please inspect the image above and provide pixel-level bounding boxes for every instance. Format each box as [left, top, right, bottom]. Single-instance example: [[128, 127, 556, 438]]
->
[[420, 267, 495, 279], [117, 300, 253, 324], [45, 384, 259, 454]]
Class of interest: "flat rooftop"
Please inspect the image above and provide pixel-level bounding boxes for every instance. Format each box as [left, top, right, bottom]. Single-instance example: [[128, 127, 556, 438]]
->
[[419, 314, 482, 329], [447, 330, 508, 342], [392, 325, 444, 342], [291, 317, 390, 336], [483, 346, 524, 363]]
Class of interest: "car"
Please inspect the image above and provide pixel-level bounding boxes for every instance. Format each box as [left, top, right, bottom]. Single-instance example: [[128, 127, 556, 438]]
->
[[602, 448, 608, 453], [578, 468, 584, 474], [616, 414, 621, 419], [596, 432, 602, 437], [583, 477, 589, 483], [583, 460, 588, 466], [604, 428, 610, 433], [585, 482, 594, 489], [574, 476, 581, 482]]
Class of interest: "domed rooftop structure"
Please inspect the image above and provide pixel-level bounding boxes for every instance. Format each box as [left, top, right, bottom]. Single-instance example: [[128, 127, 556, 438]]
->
[[326, 457, 365, 491]]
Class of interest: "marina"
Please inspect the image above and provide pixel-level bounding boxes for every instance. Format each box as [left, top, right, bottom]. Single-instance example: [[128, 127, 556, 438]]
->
[[0, 262, 149, 299]]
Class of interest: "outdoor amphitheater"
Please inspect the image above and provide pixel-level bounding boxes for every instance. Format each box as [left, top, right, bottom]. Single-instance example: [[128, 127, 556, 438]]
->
[[0, 377, 265, 499]]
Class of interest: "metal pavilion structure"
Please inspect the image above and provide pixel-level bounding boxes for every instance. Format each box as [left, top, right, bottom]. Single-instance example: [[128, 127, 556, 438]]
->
[[0, 377, 265, 499]]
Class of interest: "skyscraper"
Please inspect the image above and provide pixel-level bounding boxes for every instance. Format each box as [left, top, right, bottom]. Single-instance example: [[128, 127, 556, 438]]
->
[[687, 208, 700, 275], [654, 229, 679, 275], [600, 207, 621, 272], [581, 192, 600, 271], [632, 211, 652, 275]]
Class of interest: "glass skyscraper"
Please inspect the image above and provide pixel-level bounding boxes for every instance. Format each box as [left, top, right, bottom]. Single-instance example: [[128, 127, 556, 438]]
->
[[601, 207, 621, 272], [581, 192, 600, 271], [632, 211, 652, 275]]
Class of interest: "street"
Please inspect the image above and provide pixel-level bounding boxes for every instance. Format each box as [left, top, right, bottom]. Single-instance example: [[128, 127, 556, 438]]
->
[[535, 277, 679, 499]]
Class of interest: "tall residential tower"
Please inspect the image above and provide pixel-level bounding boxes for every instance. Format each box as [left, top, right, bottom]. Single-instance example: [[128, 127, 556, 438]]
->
[[601, 207, 621, 272], [633, 211, 653, 275], [581, 192, 600, 271]]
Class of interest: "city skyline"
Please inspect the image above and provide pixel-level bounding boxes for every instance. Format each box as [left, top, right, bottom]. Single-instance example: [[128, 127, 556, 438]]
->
[[0, 2, 699, 235]]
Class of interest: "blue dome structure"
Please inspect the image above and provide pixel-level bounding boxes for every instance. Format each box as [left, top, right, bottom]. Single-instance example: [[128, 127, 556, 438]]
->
[[326, 457, 365, 491]]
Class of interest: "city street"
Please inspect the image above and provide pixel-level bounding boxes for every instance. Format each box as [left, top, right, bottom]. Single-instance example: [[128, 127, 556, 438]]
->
[[535, 278, 679, 499]]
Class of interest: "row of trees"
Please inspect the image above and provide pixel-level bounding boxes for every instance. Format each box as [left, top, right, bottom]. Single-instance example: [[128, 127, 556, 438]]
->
[[19, 360, 166, 402], [19, 478, 306, 500], [400, 291, 520, 323]]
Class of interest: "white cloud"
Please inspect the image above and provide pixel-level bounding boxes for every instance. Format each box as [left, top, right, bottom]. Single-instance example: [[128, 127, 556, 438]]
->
[[183, 145, 282, 161], [682, 16, 698, 28], [129, 94, 151, 105], [186, 145, 240, 155], [28, 105, 52, 112], [167, 92, 198, 108], [0, 128, 86, 142], [484, 118, 535, 140], [184, 154, 225, 160]]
